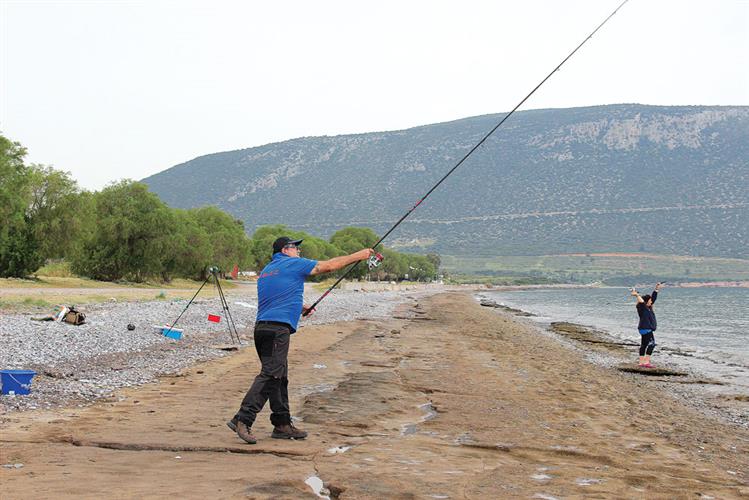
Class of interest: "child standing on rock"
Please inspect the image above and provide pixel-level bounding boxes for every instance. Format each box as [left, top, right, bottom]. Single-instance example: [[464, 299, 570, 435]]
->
[[630, 282, 663, 368]]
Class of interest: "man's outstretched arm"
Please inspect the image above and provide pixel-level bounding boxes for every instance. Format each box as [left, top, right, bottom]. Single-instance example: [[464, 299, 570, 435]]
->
[[310, 248, 373, 276]]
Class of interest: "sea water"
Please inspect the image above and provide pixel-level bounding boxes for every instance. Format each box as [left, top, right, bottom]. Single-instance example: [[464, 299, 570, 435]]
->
[[482, 287, 749, 394]]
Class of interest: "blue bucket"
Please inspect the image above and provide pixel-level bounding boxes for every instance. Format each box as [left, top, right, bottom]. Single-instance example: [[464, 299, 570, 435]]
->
[[1, 369, 37, 395]]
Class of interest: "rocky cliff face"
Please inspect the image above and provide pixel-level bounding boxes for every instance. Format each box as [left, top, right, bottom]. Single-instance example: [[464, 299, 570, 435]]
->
[[143, 104, 749, 258], [535, 108, 745, 151]]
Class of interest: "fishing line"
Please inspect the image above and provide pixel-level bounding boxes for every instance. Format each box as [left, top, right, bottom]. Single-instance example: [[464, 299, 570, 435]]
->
[[304, 0, 631, 316]]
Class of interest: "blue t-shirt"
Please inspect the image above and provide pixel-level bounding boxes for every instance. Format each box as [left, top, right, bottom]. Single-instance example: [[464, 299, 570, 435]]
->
[[256, 253, 317, 332]]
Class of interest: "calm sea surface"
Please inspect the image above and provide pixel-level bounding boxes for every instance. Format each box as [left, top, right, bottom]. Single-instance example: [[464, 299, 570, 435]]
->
[[482, 287, 749, 393]]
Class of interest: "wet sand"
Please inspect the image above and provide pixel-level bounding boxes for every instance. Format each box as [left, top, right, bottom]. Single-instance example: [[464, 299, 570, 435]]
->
[[1, 292, 747, 498]]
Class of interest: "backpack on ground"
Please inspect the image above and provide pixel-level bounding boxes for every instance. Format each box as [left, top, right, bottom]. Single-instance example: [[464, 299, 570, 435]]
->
[[63, 307, 86, 325]]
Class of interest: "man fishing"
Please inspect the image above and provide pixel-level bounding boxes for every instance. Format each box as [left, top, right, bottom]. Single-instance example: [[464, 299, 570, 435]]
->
[[228, 236, 373, 444], [630, 282, 663, 368]]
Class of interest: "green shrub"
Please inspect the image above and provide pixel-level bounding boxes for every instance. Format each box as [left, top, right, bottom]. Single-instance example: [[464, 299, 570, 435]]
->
[[36, 260, 75, 277]]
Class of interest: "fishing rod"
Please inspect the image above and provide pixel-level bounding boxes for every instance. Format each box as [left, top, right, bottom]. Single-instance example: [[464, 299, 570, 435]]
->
[[304, 0, 631, 317]]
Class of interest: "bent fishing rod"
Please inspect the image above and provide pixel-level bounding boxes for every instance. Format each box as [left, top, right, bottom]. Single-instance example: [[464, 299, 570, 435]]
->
[[304, 0, 630, 317]]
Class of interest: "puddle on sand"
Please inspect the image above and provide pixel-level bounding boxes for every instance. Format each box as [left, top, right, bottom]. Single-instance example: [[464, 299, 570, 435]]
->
[[401, 402, 438, 436], [313, 364, 327, 369], [401, 423, 419, 436], [305, 476, 331, 500], [531, 474, 552, 481], [420, 402, 438, 421], [533, 494, 560, 500]]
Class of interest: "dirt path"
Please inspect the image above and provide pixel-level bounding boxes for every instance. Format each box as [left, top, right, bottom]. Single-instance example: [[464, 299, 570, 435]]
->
[[1, 292, 747, 498]]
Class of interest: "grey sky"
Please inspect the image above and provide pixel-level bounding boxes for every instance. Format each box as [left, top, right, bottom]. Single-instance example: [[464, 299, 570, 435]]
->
[[2, 0, 747, 190]]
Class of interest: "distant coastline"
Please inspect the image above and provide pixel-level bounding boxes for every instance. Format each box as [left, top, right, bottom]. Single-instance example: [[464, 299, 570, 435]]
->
[[485, 281, 749, 290], [675, 280, 749, 288]]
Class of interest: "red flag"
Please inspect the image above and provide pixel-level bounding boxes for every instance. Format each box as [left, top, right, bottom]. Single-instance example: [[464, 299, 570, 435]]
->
[[207, 314, 221, 323]]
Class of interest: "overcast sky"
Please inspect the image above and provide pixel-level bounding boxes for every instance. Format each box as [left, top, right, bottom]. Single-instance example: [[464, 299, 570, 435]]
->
[[2, 0, 747, 190]]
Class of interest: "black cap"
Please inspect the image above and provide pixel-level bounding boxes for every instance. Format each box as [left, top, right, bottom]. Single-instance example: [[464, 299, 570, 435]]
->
[[272, 236, 303, 254]]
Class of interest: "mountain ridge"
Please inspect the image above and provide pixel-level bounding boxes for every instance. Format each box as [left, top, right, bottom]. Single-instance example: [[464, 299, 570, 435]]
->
[[143, 104, 749, 259]]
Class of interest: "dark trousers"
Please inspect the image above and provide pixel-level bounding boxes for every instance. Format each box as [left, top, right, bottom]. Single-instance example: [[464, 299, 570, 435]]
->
[[639, 331, 656, 356], [236, 322, 292, 427]]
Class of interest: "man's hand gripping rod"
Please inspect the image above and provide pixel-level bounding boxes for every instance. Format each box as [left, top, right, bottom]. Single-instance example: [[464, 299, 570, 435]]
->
[[302, 250, 383, 317]]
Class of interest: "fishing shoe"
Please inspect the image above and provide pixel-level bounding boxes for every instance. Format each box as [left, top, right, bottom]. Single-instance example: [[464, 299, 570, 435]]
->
[[271, 424, 308, 440], [227, 416, 238, 432], [236, 421, 257, 444]]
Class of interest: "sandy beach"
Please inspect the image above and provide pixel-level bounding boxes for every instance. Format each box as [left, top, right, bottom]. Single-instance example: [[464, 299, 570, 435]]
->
[[2, 291, 748, 498]]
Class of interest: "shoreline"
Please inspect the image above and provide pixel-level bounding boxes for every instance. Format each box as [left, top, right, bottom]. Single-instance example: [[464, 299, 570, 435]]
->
[[482, 281, 749, 290], [476, 294, 749, 429], [1, 291, 747, 497]]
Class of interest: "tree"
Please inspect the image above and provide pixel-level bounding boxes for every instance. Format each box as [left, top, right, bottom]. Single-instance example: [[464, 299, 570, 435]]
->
[[404, 254, 436, 281], [247, 224, 293, 270], [330, 227, 379, 280], [26, 164, 91, 260], [425, 252, 441, 271], [191, 206, 251, 276], [164, 210, 212, 280], [330, 227, 379, 253], [0, 135, 42, 277], [294, 236, 341, 264], [71, 181, 177, 281], [376, 249, 407, 281]]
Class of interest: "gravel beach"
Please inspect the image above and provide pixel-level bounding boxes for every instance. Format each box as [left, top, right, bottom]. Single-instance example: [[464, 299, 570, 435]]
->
[[0, 287, 416, 413]]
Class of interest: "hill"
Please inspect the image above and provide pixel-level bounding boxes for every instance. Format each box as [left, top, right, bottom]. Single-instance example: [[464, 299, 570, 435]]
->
[[143, 104, 749, 259]]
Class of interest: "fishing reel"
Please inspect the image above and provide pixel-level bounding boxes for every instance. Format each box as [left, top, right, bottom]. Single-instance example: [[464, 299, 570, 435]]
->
[[367, 252, 384, 270]]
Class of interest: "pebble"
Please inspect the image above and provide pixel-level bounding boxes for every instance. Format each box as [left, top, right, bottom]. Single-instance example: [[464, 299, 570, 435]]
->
[[0, 289, 416, 414]]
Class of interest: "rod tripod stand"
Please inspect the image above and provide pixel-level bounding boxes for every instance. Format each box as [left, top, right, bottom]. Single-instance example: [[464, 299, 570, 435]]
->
[[165, 266, 241, 345]]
